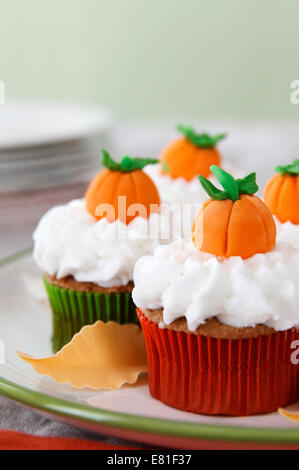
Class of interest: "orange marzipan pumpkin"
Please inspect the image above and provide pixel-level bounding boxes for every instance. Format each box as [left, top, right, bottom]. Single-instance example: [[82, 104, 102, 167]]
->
[[193, 166, 276, 259], [85, 150, 160, 224], [160, 125, 226, 181], [263, 160, 299, 225]]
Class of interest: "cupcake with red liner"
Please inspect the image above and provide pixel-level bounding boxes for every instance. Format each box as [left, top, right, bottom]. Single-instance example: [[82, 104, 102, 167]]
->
[[133, 166, 299, 416], [264, 159, 299, 250], [33, 150, 177, 352]]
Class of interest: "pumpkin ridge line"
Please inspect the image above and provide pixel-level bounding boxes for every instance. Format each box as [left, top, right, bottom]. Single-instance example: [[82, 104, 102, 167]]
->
[[246, 196, 270, 249], [277, 176, 289, 223], [99, 171, 120, 216], [129, 171, 139, 217], [191, 199, 213, 247], [131, 170, 141, 203], [295, 176, 299, 220], [111, 172, 124, 221], [292, 176, 299, 220], [223, 200, 234, 257]]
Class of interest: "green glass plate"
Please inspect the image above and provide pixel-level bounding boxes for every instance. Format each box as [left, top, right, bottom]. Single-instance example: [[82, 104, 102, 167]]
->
[[1, 249, 299, 449]]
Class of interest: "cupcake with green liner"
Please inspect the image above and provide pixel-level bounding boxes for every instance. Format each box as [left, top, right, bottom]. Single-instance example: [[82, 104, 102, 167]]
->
[[133, 166, 299, 416], [33, 149, 175, 352]]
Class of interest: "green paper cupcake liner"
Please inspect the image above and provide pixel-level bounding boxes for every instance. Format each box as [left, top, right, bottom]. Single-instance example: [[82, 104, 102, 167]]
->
[[43, 276, 138, 353]]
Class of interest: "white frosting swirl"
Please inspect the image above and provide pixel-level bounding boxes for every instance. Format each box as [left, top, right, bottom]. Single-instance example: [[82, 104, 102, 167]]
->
[[144, 162, 241, 205], [275, 217, 299, 250], [33, 199, 181, 288], [132, 239, 299, 331]]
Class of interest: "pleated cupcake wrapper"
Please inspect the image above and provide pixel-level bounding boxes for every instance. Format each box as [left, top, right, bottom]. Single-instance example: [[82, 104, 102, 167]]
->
[[137, 309, 299, 416], [44, 277, 137, 353]]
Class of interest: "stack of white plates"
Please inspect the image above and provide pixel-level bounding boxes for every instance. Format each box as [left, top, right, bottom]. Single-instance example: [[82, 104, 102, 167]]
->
[[0, 101, 113, 193]]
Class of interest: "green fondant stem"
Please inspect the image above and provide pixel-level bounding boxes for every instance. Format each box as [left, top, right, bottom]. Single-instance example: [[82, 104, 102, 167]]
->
[[275, 159, 299, 176], [102, 149, 158, 172], [198, 166, 258, 202], [176, 124, 227, 148]]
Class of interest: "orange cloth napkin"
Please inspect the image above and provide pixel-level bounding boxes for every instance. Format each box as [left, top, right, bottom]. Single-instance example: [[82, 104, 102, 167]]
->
[[0, 430, 144, 450]]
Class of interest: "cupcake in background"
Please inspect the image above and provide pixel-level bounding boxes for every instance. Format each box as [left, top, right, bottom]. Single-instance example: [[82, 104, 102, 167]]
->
[[264, 159, 299, 249], [144, 124, 243, 238], [133, 166, 299, 416], [144, 124, 238, 205], [33, 149, 175, 352]]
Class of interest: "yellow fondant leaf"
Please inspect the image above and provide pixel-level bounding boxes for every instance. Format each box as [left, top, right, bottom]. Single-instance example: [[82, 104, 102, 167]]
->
[[279, 408, 299, 423], [17, 321, 147, 390]]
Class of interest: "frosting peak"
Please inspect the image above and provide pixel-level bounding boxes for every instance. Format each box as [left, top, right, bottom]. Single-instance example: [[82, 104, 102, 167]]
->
[[132, 239, 299, 331], [33, 199, 178, 288]]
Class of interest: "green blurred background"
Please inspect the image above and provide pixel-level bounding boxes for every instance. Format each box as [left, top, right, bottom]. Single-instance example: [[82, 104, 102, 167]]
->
[[1, 0, 298, 120]]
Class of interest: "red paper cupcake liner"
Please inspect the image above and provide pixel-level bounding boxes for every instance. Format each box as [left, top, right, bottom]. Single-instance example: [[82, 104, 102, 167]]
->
[[137, 309, 299, 416]]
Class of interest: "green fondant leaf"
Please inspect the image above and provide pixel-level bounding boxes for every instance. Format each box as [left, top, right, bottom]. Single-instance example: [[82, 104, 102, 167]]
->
[[198, 166, 259, 202], [121, 157, 158, 172], [275, 159, 299, 176], [102, 149, 158, 172], [210, 165, 239, 202], [236, 172, 258, 195], [176, 124, 227, 148], [198, 175, 229, 200], [101, 149, 122, 171]]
